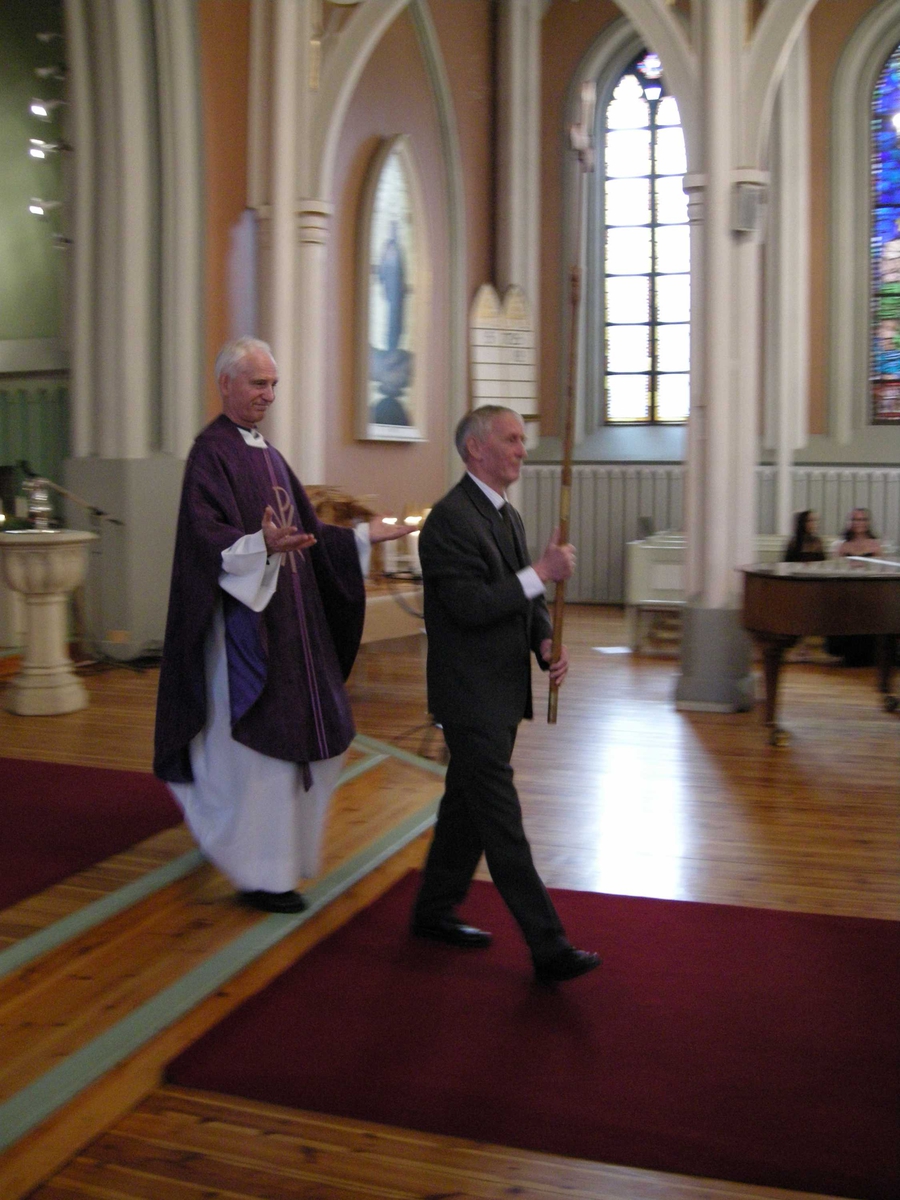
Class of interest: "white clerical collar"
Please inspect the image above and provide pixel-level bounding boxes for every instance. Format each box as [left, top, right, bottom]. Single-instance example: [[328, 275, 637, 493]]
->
[[237, 425, 267, 449], [467, 471, 506, 511]]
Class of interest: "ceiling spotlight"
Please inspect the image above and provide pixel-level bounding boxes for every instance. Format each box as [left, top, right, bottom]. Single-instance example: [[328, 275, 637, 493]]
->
[[29, 137, 70, 157], [29, 198, 62, 218], [36, 31, 64, 43], [35, 65, 67, 82], [30, 98, 65, 120]]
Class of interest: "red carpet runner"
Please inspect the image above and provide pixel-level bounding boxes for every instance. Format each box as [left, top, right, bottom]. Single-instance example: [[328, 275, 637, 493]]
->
[[168, 872, 899, 1199], [0, 757, 182, 909]]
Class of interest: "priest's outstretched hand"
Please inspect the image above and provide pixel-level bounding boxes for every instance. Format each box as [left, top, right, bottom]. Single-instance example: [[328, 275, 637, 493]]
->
[[261, 505, 317, 555], [369, 516, 411, 544]]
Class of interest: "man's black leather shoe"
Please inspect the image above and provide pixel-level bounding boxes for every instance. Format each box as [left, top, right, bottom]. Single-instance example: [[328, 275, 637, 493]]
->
[[240, 889, 308, 914], [534, 947, 601, 983], [412, 917, 493, 948]]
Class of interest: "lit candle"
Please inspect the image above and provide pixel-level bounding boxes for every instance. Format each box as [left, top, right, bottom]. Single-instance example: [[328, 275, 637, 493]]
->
[[380, 517, 398, 574], [408, 529, 421, 576]]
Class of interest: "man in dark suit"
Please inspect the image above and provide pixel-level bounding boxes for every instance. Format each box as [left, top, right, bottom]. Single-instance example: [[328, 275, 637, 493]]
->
[[411, 405, 601, 983]]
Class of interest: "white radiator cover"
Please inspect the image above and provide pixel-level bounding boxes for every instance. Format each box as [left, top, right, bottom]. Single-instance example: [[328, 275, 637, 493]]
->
[[520, 464, 900, 603]]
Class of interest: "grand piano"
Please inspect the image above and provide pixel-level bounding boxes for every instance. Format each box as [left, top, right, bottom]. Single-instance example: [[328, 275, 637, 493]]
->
[[741, 558, 900, 743]]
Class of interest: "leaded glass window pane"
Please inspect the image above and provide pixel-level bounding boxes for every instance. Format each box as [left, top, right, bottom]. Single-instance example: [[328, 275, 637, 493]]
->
[[608, 325, 651, 373], [655, 127, 687, 175], [606, 74, 649, 129], [602, 52, 690, 424], [606, 178, 651, 225], [870, 41, 900, 422], [607, 226, 652, 274], [656, 374, 690, 422], [607, 375, 650, 422], [656, 95, 681, 126], [656, 176, 688, 224], [607, 276, 650, 324], [656, 225, 690, 274], [657, 325, 690, 373], [606, 129, 651, 177], [656, 274, 690, 323]]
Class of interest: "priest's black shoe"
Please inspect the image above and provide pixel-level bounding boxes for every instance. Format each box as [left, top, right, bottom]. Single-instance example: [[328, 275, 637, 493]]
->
[[240, 889, 308, 914], [534, 946, 601, 984], [412, 916, 492, 948]]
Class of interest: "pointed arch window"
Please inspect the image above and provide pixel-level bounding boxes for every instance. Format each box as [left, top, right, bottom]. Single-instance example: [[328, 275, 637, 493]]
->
[[871, 42, 900, 423], [602, 52, 689, 424]]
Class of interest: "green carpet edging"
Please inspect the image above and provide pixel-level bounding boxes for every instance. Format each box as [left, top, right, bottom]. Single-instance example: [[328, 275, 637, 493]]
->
[[0, 794, 440, 1154], [353, 732, 447, 777], [0, 850, 206, 982], [0, 746, 398, 982]]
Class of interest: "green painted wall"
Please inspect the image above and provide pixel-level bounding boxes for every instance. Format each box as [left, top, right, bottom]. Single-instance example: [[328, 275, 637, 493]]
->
[[0, 1, 67, 512], [0, 0, 65, 340]]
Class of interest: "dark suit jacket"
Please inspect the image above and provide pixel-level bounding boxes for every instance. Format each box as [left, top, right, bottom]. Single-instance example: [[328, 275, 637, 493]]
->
[[420, 473, 552, 727]]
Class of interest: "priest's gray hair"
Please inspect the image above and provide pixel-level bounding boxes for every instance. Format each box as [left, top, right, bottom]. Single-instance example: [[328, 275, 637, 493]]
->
[[455, 405, 521, 462], [214, 337, 275, 382]]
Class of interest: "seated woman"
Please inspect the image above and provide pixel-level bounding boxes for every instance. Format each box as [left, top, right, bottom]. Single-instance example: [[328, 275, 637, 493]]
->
[[783, 509, 826, 562], [830, 508, 882, 665], [836, 508, 882, 558]]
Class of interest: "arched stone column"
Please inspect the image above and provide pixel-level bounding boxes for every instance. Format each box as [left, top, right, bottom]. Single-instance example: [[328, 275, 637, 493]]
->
[[596, 0, 815, 711]]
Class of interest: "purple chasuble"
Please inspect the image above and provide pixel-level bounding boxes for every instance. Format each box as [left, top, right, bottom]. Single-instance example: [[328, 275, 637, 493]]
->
[[154, 415, 364, 783]]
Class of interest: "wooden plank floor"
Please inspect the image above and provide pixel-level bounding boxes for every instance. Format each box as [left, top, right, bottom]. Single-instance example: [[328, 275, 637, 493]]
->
[[30, 1085, 827, 1200], [0, 757, 443, 1098], [2, 606, 897, 1200]]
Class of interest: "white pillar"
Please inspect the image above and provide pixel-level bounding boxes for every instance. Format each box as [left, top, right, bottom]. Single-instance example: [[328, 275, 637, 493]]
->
[[764, 28, 810, 536], [104, 0, 156, 459], [67, 0, 200, 460], [265, 0, 301, 462], [682, 175, 707, 602], [700, 1, 740, 610], [496, 0, 542, 318], [294, 201, 332, 483], [62, 0, 203, 659], [676, 0, 759, 711], [153, 0, 204, 458]]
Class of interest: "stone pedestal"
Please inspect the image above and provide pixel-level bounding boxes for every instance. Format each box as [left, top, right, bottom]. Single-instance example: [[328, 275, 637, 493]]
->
[[0, 530, 98, 715]]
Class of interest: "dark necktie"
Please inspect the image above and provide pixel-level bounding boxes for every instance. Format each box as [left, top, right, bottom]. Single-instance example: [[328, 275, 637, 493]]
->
[[499, 502, 525, 568]]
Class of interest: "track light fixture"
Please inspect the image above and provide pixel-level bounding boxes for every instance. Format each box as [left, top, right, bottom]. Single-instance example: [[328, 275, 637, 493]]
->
[[30, 98, 65, 120], [29, 137, 71, 159], [28, 198, 62, 218], [35, 64, 67, 82]]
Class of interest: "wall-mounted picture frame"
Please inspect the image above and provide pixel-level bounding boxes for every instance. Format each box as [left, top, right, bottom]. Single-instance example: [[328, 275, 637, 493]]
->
[[356, 135, 430, 442]]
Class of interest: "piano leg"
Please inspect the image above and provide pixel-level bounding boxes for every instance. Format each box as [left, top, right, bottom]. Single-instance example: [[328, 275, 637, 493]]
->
[[876, 635, 898, 712], [756, 633, 799, 745]]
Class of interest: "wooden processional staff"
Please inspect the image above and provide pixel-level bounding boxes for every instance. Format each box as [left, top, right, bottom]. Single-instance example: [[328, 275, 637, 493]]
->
[[548, 81, 596, 724]]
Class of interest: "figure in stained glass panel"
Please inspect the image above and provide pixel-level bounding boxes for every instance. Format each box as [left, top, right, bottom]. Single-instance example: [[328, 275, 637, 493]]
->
[[870, 43, 900, 422]]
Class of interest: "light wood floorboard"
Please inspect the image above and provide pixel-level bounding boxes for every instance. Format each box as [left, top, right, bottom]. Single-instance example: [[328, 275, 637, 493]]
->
[[28, 1085, 836, 1200], [2, 606, 896, 1200]]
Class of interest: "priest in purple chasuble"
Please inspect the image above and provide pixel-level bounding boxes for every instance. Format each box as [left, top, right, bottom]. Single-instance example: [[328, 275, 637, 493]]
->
[[154, 337, 406, 913]]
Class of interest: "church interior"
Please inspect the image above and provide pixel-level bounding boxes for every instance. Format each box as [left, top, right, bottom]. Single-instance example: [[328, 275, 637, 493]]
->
[[0, 1, 898, 1198]]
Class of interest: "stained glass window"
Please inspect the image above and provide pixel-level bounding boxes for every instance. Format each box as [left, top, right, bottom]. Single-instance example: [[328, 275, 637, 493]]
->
[[603, 52, 689, 424], [871, 43, 900, 422]]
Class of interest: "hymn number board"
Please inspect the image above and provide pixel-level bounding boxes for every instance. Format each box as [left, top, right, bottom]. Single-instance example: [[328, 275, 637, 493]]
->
[[469, 285, 537, 432]]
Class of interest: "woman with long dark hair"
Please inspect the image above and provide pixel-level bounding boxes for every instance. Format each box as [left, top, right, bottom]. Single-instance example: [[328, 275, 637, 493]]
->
[[783, 510, 826, 562]]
